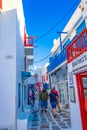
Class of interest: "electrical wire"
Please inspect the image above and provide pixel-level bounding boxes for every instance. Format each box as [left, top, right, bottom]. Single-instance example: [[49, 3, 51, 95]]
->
[[34, 0, 80, 63], [34, 53, 52, 63], [35, 0, 80, 42]]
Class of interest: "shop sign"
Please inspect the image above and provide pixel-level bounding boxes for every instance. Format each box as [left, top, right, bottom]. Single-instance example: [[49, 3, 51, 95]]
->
[[72, 52, 87, 71]]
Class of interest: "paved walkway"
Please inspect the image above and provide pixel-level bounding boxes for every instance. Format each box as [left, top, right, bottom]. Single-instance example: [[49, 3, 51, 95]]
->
[[28, 105, 71, 130]]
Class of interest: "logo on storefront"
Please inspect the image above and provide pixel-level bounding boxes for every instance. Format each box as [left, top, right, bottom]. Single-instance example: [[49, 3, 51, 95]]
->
[[72, 52, 87, 71]]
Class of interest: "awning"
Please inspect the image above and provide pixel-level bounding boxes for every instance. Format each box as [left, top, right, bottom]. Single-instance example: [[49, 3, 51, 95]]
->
[[21, 70, 31, 82]]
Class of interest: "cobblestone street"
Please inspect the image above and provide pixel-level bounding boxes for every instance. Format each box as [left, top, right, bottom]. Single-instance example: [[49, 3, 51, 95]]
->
[[28, 105, 71, 130]]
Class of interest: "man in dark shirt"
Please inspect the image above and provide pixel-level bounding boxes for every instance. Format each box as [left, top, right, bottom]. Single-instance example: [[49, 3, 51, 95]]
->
[[49, 89, 58, 117]]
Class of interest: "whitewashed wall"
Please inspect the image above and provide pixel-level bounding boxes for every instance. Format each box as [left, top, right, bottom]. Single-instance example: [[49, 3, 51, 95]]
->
[[0, 0, 25, 130], [68, 62, 82, 130], [41, 63, 49, 83], [2, 0, 25, 40], [0, 10, 17, 130], [16, 11, 24, 112], [2, 0, 16, 11]]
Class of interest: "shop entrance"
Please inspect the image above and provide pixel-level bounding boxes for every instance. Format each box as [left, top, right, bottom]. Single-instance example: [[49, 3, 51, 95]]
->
[[76, 71, 87, 130]]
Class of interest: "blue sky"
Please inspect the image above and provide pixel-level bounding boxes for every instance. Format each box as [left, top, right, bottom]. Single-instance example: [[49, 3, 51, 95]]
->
[[22, 0, 80, 69]]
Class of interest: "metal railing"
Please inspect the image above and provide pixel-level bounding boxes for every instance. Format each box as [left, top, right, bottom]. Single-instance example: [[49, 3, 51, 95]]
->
[[47, 48, 66, 73], [66, 28, 87, 63]]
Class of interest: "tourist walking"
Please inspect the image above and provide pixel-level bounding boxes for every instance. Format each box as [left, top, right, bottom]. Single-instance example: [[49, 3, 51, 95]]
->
[[28, 89, 33, 105], [39, 87, 48, 113], [34, 91, 39, 112], [30, 89, 35, 106], [53, 86, 61, 112], [49, 88, 59, 117]]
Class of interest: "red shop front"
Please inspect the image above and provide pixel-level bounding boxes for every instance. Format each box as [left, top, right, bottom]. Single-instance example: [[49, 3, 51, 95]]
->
[[66, 28, 87, 130]]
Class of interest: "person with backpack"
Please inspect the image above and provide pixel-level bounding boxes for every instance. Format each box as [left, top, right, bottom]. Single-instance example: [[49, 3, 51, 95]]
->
[[52, 86, 61, 112], [49, 88, 58, 117]]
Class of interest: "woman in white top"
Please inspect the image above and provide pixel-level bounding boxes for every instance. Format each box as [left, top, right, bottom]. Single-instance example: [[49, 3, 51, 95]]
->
[[34, 92, 39, 112]]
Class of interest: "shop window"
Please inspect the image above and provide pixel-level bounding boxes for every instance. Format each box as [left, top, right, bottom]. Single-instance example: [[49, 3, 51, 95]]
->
[[70, 86, 76, 102], [83, 78, 87, 88], [84, 90, 87, 98]]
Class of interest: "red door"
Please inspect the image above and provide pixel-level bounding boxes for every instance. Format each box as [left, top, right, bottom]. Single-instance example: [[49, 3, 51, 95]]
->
[[76, 72, 87, 130]]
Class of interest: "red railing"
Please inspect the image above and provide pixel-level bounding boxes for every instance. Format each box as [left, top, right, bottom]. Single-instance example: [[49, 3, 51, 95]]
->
[[0, 0, 2, 10], [24, 27, 34, 47], [66, 28, 87, 63], [24, 26, 38, 47]]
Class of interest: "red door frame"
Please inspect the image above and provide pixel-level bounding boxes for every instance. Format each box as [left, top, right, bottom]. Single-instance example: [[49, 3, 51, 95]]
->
[[76, 71, 87, 130]]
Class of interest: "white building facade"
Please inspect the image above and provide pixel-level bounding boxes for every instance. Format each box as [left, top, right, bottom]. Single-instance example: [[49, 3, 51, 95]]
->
[[48, 0, 87, 129], [0, 0, 29, 130], [66, 0, 87, 129], [41, 63, 49, 85]]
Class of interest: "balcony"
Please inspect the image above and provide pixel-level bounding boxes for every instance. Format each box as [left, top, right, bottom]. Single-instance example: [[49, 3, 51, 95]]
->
[[47, 48, 67, 73], [24, 36, 33, 56], [24, 27, 35, 66], [24, 37, 34, 66], [26, 55, 34, 66], [66, 28, 87, 63]]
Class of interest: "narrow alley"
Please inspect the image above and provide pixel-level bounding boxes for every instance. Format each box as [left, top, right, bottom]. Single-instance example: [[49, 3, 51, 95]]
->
[[27, 104, 71, 130], [1, 0, 87, 130]]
